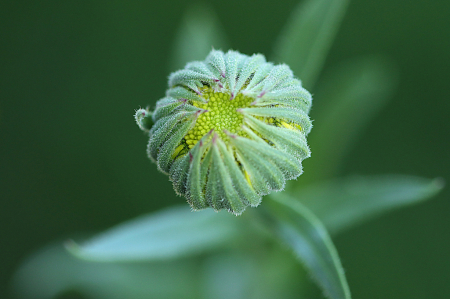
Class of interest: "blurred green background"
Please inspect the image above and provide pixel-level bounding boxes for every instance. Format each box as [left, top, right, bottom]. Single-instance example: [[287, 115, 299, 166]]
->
[[1, 0, 449, 298]]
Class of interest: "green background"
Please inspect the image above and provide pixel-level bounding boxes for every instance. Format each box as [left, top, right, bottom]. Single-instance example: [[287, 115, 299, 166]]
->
[[1, 0, 449, 298]]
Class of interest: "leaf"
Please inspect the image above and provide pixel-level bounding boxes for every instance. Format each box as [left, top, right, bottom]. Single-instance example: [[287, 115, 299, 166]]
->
[[13, 241, 307, 299], [66, 205, 242, 262], [297, 56, 397, 184], [169, 4, 229, 72], [295, 175, 444, 235], [263, 194, 351, 299], [12, 243, 201, 299], [201, 249, 307, 299], [272, 0, 350, 88]]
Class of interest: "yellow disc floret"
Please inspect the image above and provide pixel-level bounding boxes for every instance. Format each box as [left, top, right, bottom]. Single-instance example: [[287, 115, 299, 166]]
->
[[184, 86, 253, 148]]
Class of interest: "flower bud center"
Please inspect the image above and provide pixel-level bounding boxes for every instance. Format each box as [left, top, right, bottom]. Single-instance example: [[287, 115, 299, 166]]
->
[[184, 87, 253, 147]]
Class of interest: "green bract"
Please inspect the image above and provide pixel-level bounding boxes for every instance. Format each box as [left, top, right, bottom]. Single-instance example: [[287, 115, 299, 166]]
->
[[136, 50, 312, 215]]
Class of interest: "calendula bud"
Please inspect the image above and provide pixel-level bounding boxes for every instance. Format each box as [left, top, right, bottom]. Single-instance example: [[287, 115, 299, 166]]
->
[[136, 50, 312, 215]]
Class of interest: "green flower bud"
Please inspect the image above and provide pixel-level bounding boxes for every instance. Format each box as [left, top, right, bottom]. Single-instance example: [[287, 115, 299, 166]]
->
[[136, 50, 312, 215]]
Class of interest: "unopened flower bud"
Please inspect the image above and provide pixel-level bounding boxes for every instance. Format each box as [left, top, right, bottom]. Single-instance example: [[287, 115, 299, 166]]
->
[[136, 50, 312, 215]]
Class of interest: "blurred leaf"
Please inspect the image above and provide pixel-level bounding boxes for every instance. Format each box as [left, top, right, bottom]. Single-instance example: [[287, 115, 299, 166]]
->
[[263, 194, 351, 299], [66, 205, 242, 262], [273, 0, 350, 88], [12, 243, 201, 299], [202, 249, 307, 299], [298, 56, 397, 184], [202, 253, 256, 299], [13, 242, 306, 299], [169, 4, 229, 71], [296, 175, 444, 235]]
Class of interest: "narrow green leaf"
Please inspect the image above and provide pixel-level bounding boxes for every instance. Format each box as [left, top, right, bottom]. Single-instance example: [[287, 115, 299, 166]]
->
[[169, 4, 229, 71], [263, 194, 351, 299], [295, 175, 444, 235], [66, 205, 241, 262], [297, 56, 397, 184], [273, 0, 350, 88], [12, 243, 201, 299]]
